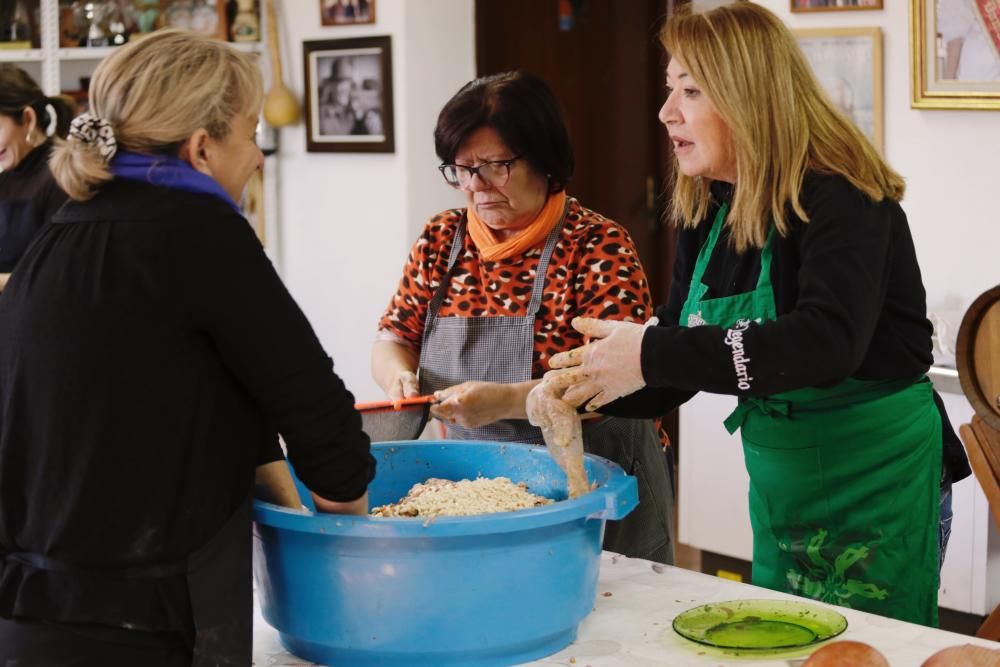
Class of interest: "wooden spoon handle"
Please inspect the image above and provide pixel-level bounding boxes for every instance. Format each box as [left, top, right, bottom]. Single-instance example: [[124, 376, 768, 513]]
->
[[265, 0, 283, 85]]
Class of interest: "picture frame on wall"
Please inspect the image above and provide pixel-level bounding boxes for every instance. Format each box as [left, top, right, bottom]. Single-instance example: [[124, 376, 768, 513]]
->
[[320, 0, 376, 26], [794, 27, 884, 151], [790, 0, 883, 11], [910, 0, 1000, 110], [303, 35, 395, 153]]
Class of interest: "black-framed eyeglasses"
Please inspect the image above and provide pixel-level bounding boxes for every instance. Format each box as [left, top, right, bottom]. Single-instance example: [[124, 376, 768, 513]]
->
[[437, 155, 524, 188]]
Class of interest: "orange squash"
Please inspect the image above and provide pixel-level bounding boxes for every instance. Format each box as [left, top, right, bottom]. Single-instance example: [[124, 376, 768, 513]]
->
[[922, 644, 1000, 667], [804, 640, 890, 667]]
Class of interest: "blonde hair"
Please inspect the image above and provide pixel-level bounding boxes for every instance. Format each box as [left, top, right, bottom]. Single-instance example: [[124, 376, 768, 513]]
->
[[661, 3, 904, 252], [51, 29, 263, 201]]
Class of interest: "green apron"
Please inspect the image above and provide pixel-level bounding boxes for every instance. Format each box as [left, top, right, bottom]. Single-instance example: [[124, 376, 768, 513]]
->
[[678, 204, 942, 626]]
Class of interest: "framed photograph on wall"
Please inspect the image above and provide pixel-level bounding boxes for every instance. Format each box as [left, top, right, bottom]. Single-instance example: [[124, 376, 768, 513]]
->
[[303, 35, 395, 153], [910, 0, 1000, 110], [794, 27, 884, 151], [320, 0, 376, 26], [791, 0, 882, 11]]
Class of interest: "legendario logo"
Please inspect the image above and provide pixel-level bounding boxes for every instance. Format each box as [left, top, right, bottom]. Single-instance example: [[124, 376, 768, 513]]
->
[[724, 319, 753, 391]]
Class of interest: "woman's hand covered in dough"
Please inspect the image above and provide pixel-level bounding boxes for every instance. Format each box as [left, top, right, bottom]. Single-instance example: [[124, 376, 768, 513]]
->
[[547, 316, 654, 411], [431, 381, 513, 429], [526, 375, 590, 497], [387, 369, 420, 400]]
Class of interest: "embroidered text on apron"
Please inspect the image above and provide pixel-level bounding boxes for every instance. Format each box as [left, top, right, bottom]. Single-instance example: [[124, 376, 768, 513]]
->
[[678, 202, 941, 625], [419, 204, 674, 563]]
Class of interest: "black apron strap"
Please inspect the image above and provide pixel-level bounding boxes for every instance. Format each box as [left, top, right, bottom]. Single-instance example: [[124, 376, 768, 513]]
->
[[1, 491, 255, 665], [186, 491, 254, 667], [3, 552, 188, 579]]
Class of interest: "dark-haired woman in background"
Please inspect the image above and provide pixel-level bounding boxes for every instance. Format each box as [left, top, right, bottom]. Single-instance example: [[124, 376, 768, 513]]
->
[[371, 71, 673, 563], [0, 65, 74, 290]]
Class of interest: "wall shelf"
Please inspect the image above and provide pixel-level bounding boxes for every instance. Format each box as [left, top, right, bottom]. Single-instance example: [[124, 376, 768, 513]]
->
[[18, 1, 260, 95], [56, 46, 118, 61], [0, 48, 44, 63]]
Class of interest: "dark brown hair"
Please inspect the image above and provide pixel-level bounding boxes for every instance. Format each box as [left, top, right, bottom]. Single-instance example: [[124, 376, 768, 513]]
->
[[434, 71, 574, 194], [0, 65, 73, 139]]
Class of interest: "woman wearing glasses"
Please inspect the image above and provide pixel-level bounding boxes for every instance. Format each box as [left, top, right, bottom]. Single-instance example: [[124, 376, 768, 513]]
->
[[371, 71, 673, 563]]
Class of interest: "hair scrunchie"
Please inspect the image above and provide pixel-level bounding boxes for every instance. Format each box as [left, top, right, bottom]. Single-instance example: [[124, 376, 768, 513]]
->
[[69, 113, 118, 162]]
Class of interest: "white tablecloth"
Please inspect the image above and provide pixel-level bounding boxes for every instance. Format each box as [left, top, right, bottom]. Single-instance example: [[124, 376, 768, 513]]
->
[[252, 552, 999, 667]]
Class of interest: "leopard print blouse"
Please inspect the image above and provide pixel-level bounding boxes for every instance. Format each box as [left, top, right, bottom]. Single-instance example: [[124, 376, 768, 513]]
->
[[378, 198, 653, 378]]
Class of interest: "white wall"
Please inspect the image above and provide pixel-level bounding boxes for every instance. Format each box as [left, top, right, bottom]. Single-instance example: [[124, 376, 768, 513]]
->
[[270, 1, 997, 400], [754, 0, 1000, 360], [269, 1, 473, 402]]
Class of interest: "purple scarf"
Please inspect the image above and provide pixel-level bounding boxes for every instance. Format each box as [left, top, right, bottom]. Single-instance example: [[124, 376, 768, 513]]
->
[[110, 151, 240, 213]]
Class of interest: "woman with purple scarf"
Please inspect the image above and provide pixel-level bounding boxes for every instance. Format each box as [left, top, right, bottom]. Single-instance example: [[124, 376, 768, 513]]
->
[[0, 30, 374, 666]]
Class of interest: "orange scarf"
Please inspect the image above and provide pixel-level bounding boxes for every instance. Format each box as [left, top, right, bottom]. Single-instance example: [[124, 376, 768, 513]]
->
[[467, 191, 567, 262]]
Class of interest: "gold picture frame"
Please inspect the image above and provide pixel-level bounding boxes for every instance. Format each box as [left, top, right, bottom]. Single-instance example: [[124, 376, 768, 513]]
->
[[910, 0, 1000, 110], [794, 27, 884, 151], [791, 0, 883, 12]]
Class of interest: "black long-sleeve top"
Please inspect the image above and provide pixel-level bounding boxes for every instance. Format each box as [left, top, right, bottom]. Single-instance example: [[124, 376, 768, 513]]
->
[[604, 173, 970, 483], [0, 179, 375, 632], [0, 141, 67, 272]]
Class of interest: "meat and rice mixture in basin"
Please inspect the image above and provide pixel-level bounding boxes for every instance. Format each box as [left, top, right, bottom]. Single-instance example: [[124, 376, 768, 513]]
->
[[371, 477, 553, 518]]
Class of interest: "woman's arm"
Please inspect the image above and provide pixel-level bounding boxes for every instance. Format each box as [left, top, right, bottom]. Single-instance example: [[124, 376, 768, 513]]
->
[[254, 460, 303, 508], [181, 205, 374, 508], [313, 489, 369, 515], [432, 379, 539, 427], [641, 177, 896, 396], [371, 337, 420, 399], [373, 213, 458, 398], [598, 385, 695, 418]]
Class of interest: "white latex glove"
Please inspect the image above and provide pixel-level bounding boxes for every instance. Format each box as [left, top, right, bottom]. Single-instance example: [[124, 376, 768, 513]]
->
[[387, 369, 420, 400], [526, 375, 590, 498], [547, 316, 657, 412]]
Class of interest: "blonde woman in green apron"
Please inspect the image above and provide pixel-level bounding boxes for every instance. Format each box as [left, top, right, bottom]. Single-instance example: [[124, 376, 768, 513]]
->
[[547, 3, 970, 627]]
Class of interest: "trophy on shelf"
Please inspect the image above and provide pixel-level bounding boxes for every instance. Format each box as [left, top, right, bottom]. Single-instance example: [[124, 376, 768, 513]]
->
[[57, 0, 137, 48], [69, 1, 116, 47]]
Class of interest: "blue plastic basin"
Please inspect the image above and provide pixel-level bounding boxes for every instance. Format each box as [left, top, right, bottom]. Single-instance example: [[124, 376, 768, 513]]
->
[[253, 440, 638, 667]]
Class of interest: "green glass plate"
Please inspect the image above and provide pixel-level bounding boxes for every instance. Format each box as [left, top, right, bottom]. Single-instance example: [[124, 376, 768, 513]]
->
[[672, 599, 848, 650]]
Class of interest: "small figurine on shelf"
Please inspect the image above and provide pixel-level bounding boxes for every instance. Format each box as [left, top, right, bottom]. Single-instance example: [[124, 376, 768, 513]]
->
[[230, 0, 259, 42], [106, 0, 132, 45], [108, 17, 127, 45], [70, 1, 115, 48], [132, 0, 161, 37], [164, 0, 194, 30], [189, 0, 222, 38]]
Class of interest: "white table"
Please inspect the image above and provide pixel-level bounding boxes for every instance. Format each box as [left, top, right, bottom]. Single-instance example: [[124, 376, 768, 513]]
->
[[253, 552, 1000, 667]]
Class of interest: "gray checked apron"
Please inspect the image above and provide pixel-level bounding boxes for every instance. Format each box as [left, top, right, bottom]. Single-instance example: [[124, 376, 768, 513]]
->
[[419, 205, 674, 563]]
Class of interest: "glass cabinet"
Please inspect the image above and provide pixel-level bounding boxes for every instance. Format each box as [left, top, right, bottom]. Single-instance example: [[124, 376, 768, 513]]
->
[[0, 1, 259, 98]]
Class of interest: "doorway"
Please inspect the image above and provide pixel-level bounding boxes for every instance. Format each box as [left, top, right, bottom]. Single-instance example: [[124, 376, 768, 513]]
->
[[476, 0, 676, 303]]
